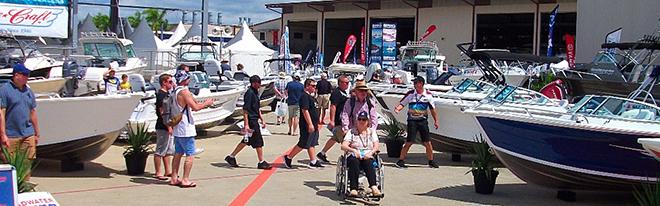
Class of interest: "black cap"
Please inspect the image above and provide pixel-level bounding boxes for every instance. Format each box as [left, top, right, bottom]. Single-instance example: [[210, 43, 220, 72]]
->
[[413, 76, 425, 84], [357, 111, 369, 120], [249, 75, 261, 83]]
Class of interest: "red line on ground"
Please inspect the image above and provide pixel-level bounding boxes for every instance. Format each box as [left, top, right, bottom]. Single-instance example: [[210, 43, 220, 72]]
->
[[228, 150, 290, 206]]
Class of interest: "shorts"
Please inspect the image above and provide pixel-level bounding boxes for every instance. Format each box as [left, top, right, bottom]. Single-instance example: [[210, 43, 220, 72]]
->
[[331, 127, 346, 143], [297, 130, 319, 149], [288, 105, 300, 118], [243, 119, 264, 148], [154, 129, 175, 156], [174, 136, 196, 156], [316, 94, 330, 109], [407, 119, 430, 143], [6, 136, 37, 160]]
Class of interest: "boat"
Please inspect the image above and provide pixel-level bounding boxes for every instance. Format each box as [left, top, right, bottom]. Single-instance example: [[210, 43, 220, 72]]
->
[[638, 138, 660, 161], [36, 93, 142, 167], [555, 38, 660, 103], [467, 88, 660, 190], [130, 71, 242, 132], [373, 46, 566, 156]]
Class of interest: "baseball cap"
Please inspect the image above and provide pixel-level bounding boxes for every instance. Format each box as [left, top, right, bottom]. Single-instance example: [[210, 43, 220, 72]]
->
[[175, 70, 190, 84], [357, 111, 369, 120], [12, 63, 30, 76], [249, 75, 261, 83], [413, 76, 425, 84]]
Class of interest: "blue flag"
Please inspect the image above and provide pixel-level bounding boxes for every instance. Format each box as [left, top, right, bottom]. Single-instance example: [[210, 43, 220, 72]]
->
[[547, 5, 559, 57]]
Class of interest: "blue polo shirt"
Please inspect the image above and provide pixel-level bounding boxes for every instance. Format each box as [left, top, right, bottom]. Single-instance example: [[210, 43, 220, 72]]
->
[[0, 82, 37, 138], [285, 81, 304, 106]]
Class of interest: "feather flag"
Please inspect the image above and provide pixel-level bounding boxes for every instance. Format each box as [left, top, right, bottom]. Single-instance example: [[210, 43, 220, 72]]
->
[[342, 34, 357, 63], [546, 5, 559, 57]]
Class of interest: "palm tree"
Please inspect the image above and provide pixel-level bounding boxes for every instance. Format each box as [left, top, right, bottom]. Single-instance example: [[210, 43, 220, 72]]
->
[[91, 13, 110, 31], [127, 11, 142, 28], [143, 9, 168, 36]]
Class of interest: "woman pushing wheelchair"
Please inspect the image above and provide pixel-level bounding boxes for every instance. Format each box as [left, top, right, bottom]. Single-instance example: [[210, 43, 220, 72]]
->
[[340, 111, 382, 197]]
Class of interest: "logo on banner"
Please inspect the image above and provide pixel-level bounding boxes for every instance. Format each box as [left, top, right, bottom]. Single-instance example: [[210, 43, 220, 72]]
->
[[0, 5, 64, 27]]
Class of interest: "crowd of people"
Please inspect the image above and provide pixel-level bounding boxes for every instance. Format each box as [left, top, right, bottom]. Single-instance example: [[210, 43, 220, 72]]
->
[[0, 62, 440, 193]]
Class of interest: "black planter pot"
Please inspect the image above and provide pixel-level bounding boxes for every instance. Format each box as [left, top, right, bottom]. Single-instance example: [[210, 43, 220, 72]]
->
[[385, 139, 405, 158], [124, 152, 149, 176], [472, 170, 499, 194]]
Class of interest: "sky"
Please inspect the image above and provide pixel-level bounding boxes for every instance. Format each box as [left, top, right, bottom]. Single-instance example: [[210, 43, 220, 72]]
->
[[78, 0, 301, 25]]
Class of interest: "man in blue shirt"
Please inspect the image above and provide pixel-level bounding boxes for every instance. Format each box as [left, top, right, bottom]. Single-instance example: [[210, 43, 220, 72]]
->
[[0, 63, 40, 180], [285, 73, 304, 136]]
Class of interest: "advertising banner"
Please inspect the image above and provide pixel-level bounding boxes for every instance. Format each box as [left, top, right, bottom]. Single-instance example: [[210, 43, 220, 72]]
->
[[565, 34, 575, 69], [342, 34, 357, 63], [17, 192, 60, 206], [546, 5, 559, 57], [0, 164, 18, 206], [0, 0, 69, 38], [360, 26, 365, 65], [369, 23, 383, 65], [381, 23, 397, 67]]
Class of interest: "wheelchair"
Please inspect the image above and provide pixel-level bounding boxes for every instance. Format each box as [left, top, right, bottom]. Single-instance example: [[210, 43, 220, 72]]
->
[[335, 152, 385, 201]]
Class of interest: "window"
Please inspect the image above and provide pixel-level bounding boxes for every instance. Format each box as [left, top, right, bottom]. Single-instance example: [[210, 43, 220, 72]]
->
[[310, 33, 317, 40], [293, 32, 303, 39], [259, 32, 265, 40]]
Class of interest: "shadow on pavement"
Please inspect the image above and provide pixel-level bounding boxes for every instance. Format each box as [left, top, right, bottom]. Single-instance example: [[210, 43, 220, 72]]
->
[[32, 159, 120, 178], [415, 183, 636, 205], [129, 176, 170, 185], [303, 180, 354, 204]]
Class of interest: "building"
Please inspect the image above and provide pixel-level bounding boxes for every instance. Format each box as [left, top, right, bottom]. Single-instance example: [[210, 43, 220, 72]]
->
[[251, 18, 281, 50], [266, 0, 658, 66]]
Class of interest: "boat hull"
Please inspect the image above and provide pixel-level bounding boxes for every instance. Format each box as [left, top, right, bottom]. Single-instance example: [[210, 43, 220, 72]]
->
[[475, 116, 660, 190], [36, 94, 141, 161], [27, 78, 66, 94]]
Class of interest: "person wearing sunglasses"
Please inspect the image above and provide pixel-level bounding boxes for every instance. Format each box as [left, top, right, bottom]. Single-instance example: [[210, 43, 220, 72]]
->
[[341, 111, 381, 197], [284, 79, 324, 168], [316, 75, 350, 163], [152, 73, 175, 181]]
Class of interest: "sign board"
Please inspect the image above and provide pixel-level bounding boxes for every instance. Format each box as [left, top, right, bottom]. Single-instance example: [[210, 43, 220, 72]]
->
[[369, 23, 383, 65], [0, 0, 69, 38], [381, 23, 397, 67], [0, 164, 18, 206], [16, 192, 60, 206]]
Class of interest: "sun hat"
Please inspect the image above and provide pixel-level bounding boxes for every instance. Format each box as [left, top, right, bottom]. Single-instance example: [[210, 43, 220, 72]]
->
[[354, 80, 370, 91], [278, 72, 286, 79]]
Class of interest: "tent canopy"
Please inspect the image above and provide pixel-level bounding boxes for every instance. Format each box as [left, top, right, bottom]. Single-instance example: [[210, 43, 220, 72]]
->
[[164, 21, 187, 47], [79, 14, 99, 33], [223, 21, 275, 77], [129, 18, 173, 59]]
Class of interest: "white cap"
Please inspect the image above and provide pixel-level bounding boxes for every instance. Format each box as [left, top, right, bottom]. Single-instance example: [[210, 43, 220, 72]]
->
[[356, 74, 365, 80]]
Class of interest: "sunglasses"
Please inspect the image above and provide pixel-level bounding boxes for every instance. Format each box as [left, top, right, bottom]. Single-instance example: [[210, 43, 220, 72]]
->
[[357, 118, 369, 121], [310, 84, 317, 87]]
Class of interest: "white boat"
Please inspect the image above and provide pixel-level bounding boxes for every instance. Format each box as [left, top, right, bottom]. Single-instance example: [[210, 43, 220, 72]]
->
[[129, 71, 242, 132], [36, 94, 142, 162], [27, 77, 67, 94]]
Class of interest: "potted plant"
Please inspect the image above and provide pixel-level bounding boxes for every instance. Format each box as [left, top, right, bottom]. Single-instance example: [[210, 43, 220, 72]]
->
[[2, 146, 37, 193], [467, 134, 498, 194], [124, 123, 152, 175], [382, 115, 406, 158], [633, 178, 659, 206]]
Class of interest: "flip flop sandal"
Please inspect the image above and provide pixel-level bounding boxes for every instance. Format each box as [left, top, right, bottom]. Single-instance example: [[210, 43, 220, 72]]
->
[[169, 181, 181, 186], [153, 176, 169, 180], [179, 182, 197, 188]]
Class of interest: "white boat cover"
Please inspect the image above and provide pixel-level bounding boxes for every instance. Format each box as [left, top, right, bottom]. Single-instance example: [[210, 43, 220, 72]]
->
[[164, 21, 187, 47], [79, 14, 99, 33], [222, 21, 275, 77]]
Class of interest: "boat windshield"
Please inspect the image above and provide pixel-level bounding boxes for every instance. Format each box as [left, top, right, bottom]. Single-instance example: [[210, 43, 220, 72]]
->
[[402, 47, 436, 62], [452, 79, 494, 94], [125, 45, 137, 58], [180, 52, 216, 62], [83, 43, 124, 60], [573, 96, 660, 121]]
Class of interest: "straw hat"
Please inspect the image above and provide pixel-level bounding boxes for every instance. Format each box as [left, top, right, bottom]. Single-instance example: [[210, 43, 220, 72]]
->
[[353, 80, 370, 91], [278, 72, 286, 79]]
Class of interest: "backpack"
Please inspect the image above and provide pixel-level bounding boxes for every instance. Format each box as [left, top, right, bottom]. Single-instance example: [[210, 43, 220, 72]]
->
[[349, 95, 374, 122], [163, 87, 189, 127]]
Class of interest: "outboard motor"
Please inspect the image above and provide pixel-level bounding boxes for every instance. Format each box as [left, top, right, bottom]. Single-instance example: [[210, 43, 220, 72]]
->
[[128, 74, 146, 92], [539, 79, 567, 100], [62, 60, 79, 97]]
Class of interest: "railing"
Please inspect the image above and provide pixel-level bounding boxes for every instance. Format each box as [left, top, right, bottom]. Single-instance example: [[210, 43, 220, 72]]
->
[[80, 32, 119, 39]]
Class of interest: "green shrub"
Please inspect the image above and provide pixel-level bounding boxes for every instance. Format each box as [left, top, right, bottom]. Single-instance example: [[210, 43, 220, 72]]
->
[[2, 145, 37, 193], [123, 123, 153, 157], [633, 178, 660, 206]]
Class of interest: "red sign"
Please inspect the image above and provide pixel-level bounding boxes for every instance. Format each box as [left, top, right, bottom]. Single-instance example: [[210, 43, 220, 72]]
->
[[342, 34, 357, 63], [272, 30, 279, 46], [419, 25, 437, 41], [564, 34, 575, 69], [360, 26, 366, 65]]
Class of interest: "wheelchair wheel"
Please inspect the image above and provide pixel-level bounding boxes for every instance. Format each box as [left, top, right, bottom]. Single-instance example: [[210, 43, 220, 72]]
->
[[377, 154, 385, 194], [335, 155, 345, 196]]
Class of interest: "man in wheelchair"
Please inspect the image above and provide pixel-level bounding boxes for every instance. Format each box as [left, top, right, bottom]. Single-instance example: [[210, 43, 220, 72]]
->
[[340, 111, 382, 197]]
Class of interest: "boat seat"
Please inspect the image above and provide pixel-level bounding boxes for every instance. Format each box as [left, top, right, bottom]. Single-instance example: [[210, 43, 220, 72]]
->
[[620, 109, 655, 121]]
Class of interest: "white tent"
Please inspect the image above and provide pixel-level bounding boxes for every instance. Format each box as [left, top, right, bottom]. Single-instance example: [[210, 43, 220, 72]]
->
[[177, 17, 211, 44], [164, 21, 187, 47], [120, 18, 134, 38], [223, 21, 275, 77], [129, 19, 175, 70], [79, 14, 99, 33]]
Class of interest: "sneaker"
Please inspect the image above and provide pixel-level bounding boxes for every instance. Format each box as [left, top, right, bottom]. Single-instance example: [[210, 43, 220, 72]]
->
[[224, 156, 239, 167], [349, 189, 358, 197], [283, 155, 292, 168], [309, 161, 324, 168], [316, 152, 329, 163], [193, 148, 205, 155], [429, 160, 439, 168], [395, 160, 407, 168], [257, 161, 272, 169], [371, 186, 382, 197]]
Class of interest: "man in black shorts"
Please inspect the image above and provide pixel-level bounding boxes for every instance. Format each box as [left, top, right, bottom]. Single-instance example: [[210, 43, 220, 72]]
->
[[283, 79, 324, 168], [394, 77, 440, 168], [225, 75, 272, 169], [316, 75, 350, 162]]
